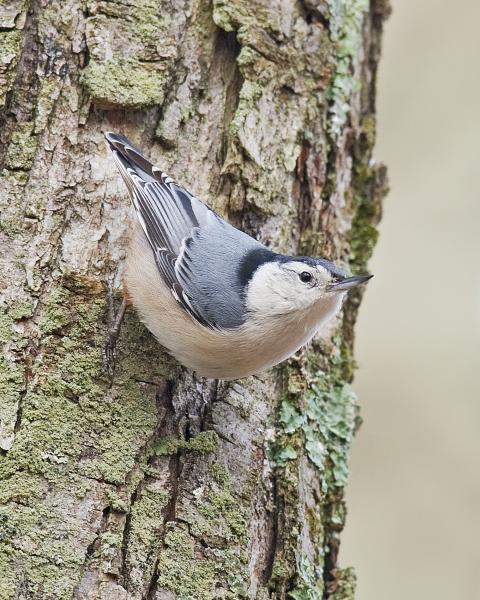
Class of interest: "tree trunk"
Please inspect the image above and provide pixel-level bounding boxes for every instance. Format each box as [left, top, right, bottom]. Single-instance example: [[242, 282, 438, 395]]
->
[[0, 0, 388, 598]]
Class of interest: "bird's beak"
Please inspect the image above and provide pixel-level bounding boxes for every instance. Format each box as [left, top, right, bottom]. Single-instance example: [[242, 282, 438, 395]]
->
[[327, 274, 373, 292]]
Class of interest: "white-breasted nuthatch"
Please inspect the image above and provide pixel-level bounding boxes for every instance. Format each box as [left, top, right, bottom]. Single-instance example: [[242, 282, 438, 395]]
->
[[105, 132, 372, 380]]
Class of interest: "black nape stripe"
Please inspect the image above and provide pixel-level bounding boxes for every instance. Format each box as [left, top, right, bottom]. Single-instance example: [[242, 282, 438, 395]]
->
[[237, 247, 277, 290]]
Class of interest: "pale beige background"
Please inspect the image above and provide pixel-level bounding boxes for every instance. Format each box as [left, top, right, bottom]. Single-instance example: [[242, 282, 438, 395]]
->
[[341, 1, 480, 598]]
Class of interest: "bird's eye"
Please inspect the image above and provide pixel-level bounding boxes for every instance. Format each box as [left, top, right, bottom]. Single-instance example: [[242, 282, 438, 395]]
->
[[299, 271, 313, 283]]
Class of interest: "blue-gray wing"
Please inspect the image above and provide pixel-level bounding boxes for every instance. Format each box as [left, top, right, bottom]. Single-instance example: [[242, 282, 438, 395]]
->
[[105, 132, 264, 329]]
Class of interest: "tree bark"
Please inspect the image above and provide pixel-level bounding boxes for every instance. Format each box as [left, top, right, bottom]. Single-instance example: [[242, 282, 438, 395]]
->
[[0, 0, 388, 598]]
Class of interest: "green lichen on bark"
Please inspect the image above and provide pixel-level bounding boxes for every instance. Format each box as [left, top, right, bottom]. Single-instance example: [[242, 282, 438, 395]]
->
[[81, 0, 177, 109], [327, 0, 370, 141], [154, 430, 219, 456], [156, 525, 218, 599], [269, 340, 359, 598], [188, 463, 248, 545], [156, 459, 249, 599], [34, 76, 63, 134], [4, 122, 38, 171], [347, 114, 388, 281], [123, 485, 169, 592], [328, 566, 357, 600], [105, 489, 129, 513], [81, 58, 166, 109], [278, 375, 358, 491], [0, 281, 166, 597], [212, 0, 330, 221], [0, 294, 33, 450], [0, 29, 23, 107]]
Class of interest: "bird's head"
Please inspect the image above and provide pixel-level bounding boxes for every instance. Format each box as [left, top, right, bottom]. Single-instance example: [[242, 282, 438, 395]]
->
[[242, 251, 372, 319]]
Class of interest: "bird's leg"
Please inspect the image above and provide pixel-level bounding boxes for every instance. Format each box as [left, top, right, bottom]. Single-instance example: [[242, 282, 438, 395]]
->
[[102, 284, 128, 378]]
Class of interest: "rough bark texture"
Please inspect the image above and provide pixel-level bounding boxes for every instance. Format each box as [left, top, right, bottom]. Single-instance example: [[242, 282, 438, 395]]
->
[[0, 0, 388, 598]]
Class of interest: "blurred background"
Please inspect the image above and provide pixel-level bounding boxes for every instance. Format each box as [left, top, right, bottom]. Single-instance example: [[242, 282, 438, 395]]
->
[[341, 1, 480, 598]]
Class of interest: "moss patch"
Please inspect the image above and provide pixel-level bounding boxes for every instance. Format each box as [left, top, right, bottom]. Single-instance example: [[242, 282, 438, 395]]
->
[[156, 525, 218, 598], [124, 485, 169, 591], [4, 122, 38, 171], [0, 300, 32, 451], [81, 58, 166, 109], [329, 566, 357, 600], [275, 368, 358, 491], [327, 0, 369, 141], [154, 431, 219, 456], [157, 459, 249, 599], [0, 29, 23, 107], [269, 340, 360, 596], [0, 281, 167, 597]]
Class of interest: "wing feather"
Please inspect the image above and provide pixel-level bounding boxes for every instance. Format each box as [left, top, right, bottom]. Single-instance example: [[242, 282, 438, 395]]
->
[[105, 131, 264, 329]]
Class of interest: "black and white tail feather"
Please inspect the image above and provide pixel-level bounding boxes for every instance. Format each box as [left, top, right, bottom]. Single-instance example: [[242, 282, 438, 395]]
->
[[105, 132, 264, 330]]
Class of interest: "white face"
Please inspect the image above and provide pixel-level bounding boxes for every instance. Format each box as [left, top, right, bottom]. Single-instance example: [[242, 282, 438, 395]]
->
[[245, 260, 342, 317]]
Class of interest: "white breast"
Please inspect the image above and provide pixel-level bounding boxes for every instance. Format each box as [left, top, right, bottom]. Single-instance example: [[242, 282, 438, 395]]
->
[[124, 224, 344, 379]]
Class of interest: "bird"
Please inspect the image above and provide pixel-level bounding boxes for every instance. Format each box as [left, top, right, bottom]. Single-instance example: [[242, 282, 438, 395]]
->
[[104, 132, 372, 380]]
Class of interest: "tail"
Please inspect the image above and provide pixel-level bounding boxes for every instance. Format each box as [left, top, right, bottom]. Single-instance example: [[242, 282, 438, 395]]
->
[[104, 132, 175, 189]]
